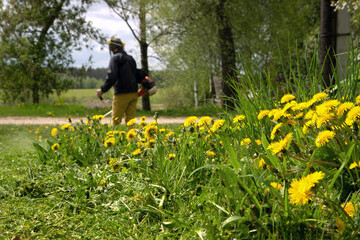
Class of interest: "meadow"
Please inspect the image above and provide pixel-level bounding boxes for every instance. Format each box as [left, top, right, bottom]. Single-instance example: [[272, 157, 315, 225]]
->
[[2, 62, 360, 239]]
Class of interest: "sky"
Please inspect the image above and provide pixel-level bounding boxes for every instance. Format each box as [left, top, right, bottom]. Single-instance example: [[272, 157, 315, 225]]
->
[[72, 2, 142, 69]]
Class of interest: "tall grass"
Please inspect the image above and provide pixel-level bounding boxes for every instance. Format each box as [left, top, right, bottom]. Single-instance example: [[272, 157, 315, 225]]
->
[[1, 46, 360, 239]]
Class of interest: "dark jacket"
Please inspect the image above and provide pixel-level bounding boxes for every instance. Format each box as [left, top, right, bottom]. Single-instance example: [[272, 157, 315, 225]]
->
[[101, 49, 138, 95]]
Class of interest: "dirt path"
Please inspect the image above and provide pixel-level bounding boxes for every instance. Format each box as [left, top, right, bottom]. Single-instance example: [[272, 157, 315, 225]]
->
[[0, 116, 188, 125]]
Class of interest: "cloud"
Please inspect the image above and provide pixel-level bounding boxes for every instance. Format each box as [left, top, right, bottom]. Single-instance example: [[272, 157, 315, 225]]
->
[[73, 2, 139, 68], [72, 2, 163, 70]]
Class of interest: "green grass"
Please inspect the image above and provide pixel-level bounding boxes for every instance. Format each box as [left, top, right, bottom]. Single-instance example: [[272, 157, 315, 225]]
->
[[0, 89, 222, 118]]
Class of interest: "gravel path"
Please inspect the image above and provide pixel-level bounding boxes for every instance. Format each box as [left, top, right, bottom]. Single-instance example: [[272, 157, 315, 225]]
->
[[0, 116, 188, 125]]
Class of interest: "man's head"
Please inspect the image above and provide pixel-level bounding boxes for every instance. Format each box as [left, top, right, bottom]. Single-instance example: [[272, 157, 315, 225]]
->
[[109, 37, 125, 53]]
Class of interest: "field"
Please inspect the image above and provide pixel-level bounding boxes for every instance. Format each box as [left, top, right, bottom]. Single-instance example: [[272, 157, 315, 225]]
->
[[2, 85, 360, 238]]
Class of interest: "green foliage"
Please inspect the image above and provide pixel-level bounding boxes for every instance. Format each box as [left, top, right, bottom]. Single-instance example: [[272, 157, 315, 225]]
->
[[0, 0, 105, 104]]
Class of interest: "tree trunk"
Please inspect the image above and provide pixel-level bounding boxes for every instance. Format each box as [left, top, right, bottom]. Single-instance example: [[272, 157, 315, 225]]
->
[[216, 0, 237, 109], [320, 0, 337, 89], [139, 0, 151, 111]]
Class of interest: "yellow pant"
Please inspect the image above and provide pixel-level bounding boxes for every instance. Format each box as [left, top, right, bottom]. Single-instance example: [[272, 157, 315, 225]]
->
[[111, 92, 138, 128]]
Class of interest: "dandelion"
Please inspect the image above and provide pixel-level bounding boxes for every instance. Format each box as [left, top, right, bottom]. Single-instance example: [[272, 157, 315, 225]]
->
[[109, 158, 121, 172], [132, 148, 142, 156], [127, 118, 136, 126], [184, 116, 198, 127], [126, 129, 137, 141], [61, 123, 71, 130], [356, 95, 360, 105], [51, 128, 58, 137], [139, 120, 147, 127], [92, 115, 105, 121], [233, 115, 245, 124], [144, 124, 158, 139], [312, 92, 328, 102], [270, 182, 283, 191], [51, 143, 59, 152], [280, 94, 296, 104], [267, 133, 293, 155], [258, 110, 270, 120], [258, 158, 266, 168], [345, 106, 360, 126], [210, 119, 225, 132], [206, 151, 216, 157], [315, 130, 335, 147], [168, 153, 176, 160], [288, 171, 324, 205], [337, 102, 354, 117], [241, 138, 251, 146], [198, 116, 213, 126], [349, 161, 360, 169], [316, 113, 334, 128], [255, 139, 261, 146], [270, 123, 283, 140], [104, 138, 115, 147], [341, 202, 356, 217]]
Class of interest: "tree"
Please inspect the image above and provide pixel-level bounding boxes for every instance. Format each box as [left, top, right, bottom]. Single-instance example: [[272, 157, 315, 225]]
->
[[0, 0, 104, 103], [105, 0, 171, 111]]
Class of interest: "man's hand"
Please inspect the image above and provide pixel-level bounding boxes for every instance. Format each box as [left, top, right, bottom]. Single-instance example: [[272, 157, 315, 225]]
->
[[96, 89, 103, 100]]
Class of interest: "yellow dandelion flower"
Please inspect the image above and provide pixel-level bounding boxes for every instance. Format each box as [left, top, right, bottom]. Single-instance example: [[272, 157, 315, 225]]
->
[[119, 131, 126, 137], [168, 153, 176, 160], [268, 109, 279, 118], [132, 148, 142, 156], [267, 133, 293, 155], [292, 101, 308, 111], [255, 139, 261, 146], [342, 202, 356, 217], [210, 119, 225, 132], [270, 182, 283, 191], [51, 143, 59, 152], [92, 115, 105, 120], [241, 138, 251, 146], [51, 128, 58, 137], [61, 123, 71, 130], [144, 124, 158, 139], [139, 120, 147, 127], [257, 158, 266, 168], [304, 171, 325, 185], [312, 92, 328, 102], [126, 129, 137, 141], [104, 138, 115, 147], [316, 113, 334, 128], [280, 94, 296, 104], [198, 116, 213, 126], [127, 118, 136, 126], [305, 98, 317, 108], [349, 162, 360, 169], [288, 171, 324, 205], [258, 110, 270, 120], [270, 123, 283, 140], [233, 115, 245, 124], [304, 110, 315, 120], [345, 106, 360, 126], [109, 158, 121, 172], [315, 130, 335, 147], [206, 151, 216, 157], [356, 95, 360, 105], [337, 102, 354, 117], [293, 112, 304, 119], [184, 116, 198, 127]]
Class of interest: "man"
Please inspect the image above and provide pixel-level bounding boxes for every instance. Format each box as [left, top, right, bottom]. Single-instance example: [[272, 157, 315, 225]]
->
[[96, 37, 139, 128]]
